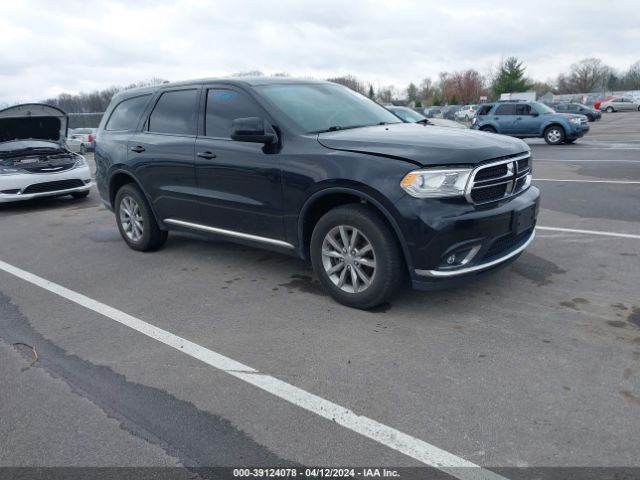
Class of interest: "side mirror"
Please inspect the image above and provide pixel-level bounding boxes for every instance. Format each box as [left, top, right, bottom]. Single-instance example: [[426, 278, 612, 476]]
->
[[231, 117, 277, 144]]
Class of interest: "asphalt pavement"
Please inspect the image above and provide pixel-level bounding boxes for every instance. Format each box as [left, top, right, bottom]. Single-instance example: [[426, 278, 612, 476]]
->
[[1, 111, 639, 479]]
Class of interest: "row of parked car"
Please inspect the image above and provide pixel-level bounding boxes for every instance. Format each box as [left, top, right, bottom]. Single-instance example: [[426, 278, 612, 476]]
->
[[422, 95, 639, 124]]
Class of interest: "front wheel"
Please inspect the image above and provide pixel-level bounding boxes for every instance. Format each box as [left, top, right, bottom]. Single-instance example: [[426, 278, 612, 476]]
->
[[544, 125, 565, 145], [114, 183, 167, 251], [310, 204, 405, 309]]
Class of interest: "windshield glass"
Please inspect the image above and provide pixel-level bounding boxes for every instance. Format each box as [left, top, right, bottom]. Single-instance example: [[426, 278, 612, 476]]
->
[[257, 83, 402, 133], [531, 102, 556, 114], [390, 107, 426, 123]]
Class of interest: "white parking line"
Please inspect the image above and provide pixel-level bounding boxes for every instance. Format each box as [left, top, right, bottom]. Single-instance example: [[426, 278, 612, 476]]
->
[[535, 178, 640, 184], [536, 226, 640, 240], [0, 258, 506, 480]]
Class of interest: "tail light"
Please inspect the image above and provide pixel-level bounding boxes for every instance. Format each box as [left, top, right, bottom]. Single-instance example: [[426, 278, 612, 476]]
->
[[88, 134, 93, 142]]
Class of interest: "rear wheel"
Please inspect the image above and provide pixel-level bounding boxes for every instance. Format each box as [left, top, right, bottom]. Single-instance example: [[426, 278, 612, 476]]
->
[[606, 106, 614, 113], [310, 204, 404, 309], [480, 126, 496, 133], [114, 183, 167, 251], [80, 144, 86, 154], [544, 125, 565, 145]]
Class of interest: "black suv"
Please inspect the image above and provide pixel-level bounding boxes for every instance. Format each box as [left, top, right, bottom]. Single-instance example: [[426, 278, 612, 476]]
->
[[95, 78, 539, 308]]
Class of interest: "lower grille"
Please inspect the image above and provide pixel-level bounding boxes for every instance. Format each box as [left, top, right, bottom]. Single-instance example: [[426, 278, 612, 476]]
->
[[22, 179, 84, 194], [484, 229, 533, 260]]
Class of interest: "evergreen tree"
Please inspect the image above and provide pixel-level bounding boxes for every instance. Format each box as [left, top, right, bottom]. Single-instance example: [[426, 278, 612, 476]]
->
[[368, 84, 375, 99], [492, 57, 531, 97]]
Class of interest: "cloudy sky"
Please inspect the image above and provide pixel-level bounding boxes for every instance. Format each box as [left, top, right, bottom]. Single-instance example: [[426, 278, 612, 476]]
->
[[1, 0, 639, 104]]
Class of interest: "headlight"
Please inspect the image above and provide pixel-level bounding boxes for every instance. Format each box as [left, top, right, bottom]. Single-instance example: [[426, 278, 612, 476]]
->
[[0, 166, 24, 175], [74, 156, 87, 167], [400, 168, 472, 198], [569, 118, 582, 125]]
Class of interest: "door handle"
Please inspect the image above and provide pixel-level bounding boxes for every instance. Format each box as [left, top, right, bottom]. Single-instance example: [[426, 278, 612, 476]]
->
[[197, 151, 217, 159], [130, 145, 145, 153]]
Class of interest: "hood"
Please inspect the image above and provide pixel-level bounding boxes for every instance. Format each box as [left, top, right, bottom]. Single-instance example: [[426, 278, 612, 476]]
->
[[317, 123, 528, 166], [0, 103, 68, 144]]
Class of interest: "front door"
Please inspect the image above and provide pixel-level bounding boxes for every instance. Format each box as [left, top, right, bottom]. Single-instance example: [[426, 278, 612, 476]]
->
[[194, 87, 285, 242]]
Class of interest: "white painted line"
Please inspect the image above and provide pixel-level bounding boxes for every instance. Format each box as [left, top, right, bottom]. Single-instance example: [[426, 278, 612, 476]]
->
[[536, 226, 640, 240], [535, 158, 640, 163], [535, 178, 640, 185], [0, 259, 506, 480]]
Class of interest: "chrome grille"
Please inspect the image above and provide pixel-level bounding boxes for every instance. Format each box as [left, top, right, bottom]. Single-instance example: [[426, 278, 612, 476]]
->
[[465, 153, 532, 205]]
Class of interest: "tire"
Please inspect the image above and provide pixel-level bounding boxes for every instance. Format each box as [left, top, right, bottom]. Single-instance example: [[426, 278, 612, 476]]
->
[[71, 190, 90, 199], [114, 183, 167, 251], [310, 204, 405, 309], [464, 114, 470, 121], [480, 126, 496, 133], [606, 106, 614, 113], [544, 125, 565, 145], [80, 145, 86, 154]]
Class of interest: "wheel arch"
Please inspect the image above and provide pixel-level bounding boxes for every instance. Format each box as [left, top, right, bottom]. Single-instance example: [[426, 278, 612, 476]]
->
[[108, 169, 164, 227], [297, 186, 412, 270]]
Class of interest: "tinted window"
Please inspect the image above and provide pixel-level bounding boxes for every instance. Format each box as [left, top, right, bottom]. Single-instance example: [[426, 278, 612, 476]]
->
[[206, 89, 263, 138], [477, 105, 493, 115], [147, 89, 198, 135], [495, 104, 516, 115], [555, 104, 566, 111], [105, 95, 151, 131], [515, 104, 532, 115]]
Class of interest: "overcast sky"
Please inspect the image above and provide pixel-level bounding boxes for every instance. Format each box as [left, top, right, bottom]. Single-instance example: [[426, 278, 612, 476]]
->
[[1, 0, 639, 104]]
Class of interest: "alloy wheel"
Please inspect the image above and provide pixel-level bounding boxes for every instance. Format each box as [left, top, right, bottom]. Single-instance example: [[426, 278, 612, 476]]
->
[[321, 225, 376, 294], [547, 128, 562, 143], [119, 195, 144, 242]]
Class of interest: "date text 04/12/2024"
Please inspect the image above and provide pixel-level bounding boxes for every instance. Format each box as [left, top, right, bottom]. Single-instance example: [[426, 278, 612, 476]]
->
[[232, 468, 401, 478]]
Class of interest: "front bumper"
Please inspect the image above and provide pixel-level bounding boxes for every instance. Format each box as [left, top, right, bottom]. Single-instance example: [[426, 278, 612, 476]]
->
[[393, 186, 540, 290], [0, 166, 92, 203], [568, 123, 589, 138]]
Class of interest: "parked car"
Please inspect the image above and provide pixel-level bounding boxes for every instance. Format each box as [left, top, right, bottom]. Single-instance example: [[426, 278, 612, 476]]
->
[[65, 136, 85, 153], [95, 78, 539, 309], [593, 96, 614, 110], [599, 97, 640, 112], [441, 105, 462, 120], [0, 104, 92, 203], [422, 106, 443, 118], [454, 105, 478, 121], [387, 106, 466, 129], [68, 128, 97, 152], [553, 103, 602, 121], [471, 100, 590, 145]]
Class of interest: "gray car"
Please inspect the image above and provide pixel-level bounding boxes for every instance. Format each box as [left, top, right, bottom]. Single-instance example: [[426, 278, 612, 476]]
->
[[599, 97, 640, 112]]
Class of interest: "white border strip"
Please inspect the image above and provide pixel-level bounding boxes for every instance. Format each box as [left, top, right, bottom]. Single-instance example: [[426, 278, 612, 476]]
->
[[535, 178, 640, 184], [536, 226, 640, 240], [0, 259, 506, 480], [535, 159, 640, 163]]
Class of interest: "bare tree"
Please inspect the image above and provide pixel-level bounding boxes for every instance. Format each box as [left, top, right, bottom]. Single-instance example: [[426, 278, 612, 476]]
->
[[326, 75, 366, 94], [564, 58, 610, 93], [622, 61, 640, 90], [448, 69, 485, 104]]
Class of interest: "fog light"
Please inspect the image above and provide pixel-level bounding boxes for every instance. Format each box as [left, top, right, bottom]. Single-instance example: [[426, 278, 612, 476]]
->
[[446, 254, 456, 265]]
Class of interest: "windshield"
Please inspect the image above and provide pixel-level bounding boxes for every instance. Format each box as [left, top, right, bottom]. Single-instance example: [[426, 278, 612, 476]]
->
[[256, 83, 402, 133], [531, 102, 556, 114], [390, 107, 426, 123]]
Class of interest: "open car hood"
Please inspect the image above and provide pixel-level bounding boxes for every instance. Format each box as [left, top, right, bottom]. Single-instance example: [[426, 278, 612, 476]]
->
[[317, 123, 528, 166], [0, 103, 68, 144]]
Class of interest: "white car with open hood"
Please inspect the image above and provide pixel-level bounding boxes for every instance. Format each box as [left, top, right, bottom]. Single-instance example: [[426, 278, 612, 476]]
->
[[0, 104, 92, 203]]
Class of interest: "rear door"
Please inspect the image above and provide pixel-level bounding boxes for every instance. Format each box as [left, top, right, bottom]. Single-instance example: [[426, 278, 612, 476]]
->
[[492, 103, 517, 133], [193, 85, 285, 242], [128, 88, 201, 222]]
